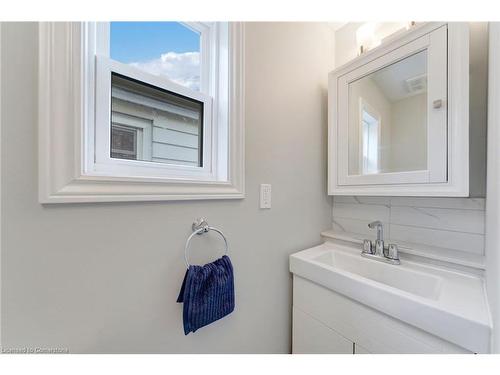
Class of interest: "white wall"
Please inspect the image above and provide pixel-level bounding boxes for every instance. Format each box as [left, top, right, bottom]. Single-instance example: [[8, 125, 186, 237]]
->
[[485, 22, 500, 354], [0, 23, 3, 348], [389, 93, 427, 172], [469, 22, 489, 198], [0, 22, 334, 353]]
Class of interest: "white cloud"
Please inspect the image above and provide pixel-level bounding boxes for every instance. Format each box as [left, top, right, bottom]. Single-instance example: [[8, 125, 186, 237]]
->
[[129, 51, 200, 91]]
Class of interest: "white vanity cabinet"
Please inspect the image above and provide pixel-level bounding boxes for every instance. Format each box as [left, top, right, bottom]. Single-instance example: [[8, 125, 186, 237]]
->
[[290, 242, 491, 354], [292, 276, 471, 354], [293, 307, 354, 354], [328, 23, 470, 196]]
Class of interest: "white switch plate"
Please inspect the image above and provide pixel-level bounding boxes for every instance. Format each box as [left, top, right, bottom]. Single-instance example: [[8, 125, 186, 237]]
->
[[260, 184, 272, 209]]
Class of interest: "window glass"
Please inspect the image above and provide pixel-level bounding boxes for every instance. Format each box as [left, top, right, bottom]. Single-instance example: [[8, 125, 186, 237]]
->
[[111, 125, 138, 160], [110, 73, 203, 167], [361, 108, 379, 174], [110, 22, 201, 91]]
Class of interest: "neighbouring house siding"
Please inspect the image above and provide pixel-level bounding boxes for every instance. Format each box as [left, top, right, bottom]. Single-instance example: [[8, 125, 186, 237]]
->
[[111, 89, 202, 166]]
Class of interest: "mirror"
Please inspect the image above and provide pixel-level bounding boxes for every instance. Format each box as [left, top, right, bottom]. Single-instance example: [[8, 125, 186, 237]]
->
[[347, 50, 429, 176], [329, 23, 468, 196]]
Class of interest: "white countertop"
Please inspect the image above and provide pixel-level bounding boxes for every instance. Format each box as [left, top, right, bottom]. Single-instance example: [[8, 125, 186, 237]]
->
[[290, 241, 492, 353]]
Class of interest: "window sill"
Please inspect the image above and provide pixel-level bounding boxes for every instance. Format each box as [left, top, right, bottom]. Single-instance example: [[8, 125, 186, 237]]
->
[[40, 176, 244, 203]]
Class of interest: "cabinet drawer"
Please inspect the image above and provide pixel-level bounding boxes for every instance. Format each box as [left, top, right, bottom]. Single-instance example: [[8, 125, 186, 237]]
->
[[293, 275, 471, 354], [293, 307, 354, 354]]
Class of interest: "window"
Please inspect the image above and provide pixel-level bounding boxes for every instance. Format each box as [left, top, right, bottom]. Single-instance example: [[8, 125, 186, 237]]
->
[[361, 106, 380, 174], [359, 97, 382, 174], [38, 22, 244, 203], [110, 72, 203, 166], [111, 124, 139, 160], [110, 22, 202, 91], [94, 22, 217, 180], [108, 23, 204, 168]]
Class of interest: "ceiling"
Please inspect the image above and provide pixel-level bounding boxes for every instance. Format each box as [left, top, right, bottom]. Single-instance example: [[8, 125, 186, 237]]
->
[[371, 49, 427, 101]]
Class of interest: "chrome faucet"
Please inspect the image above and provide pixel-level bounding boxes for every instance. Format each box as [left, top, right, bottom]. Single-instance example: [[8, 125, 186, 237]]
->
[[368, 220, 384, 240], [367, 220, 384, 256], [362, 221, 400, 265]]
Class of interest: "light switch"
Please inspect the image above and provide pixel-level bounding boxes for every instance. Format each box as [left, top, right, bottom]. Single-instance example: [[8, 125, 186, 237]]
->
[[260, 184, 272, 209]]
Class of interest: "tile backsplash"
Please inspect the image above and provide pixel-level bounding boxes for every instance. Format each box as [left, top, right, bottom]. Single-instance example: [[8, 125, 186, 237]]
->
[[332, 196, 486, 269]]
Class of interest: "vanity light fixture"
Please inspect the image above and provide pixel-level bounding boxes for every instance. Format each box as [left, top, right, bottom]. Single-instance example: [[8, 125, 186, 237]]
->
[[356, 22, 417, 55], [406, 21, 417, 30], [356, 22, 381, 55]]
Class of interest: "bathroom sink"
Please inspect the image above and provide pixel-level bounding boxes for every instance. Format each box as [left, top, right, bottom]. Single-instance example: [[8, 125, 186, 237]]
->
[[290, 242, 491, 353], [313, 250, 442, 299]]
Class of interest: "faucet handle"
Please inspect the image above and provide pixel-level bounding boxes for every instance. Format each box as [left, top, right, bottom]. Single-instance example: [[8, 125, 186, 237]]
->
[[386, 243, 399, 261], [374, 239, 384, 256], [362, 239, 373, 254]]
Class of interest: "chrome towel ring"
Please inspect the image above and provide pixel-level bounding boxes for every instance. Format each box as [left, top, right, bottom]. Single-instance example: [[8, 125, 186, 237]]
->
[[184, 218, 229, 269]]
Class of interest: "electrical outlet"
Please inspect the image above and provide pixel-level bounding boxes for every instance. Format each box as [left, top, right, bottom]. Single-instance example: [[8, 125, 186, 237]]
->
[[260, 184, 272, 209]]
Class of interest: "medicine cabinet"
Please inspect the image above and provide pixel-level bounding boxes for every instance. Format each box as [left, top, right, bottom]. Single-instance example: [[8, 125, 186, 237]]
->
[[328, 23, 469, 196]]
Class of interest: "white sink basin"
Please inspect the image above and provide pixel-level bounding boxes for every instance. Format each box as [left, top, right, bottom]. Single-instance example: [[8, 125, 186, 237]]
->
[[313, 250, 442, 300], [290, 242, 491, 353]]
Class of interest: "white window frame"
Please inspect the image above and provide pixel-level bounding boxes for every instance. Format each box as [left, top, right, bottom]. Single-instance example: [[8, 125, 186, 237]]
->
[[94, 54, 214, 179], [38, 22, 245, 203], [358, 97, 381, 175]]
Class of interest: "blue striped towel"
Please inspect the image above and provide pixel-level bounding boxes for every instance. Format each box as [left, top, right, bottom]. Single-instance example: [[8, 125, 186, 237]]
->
[[176, 255, 235, 335]]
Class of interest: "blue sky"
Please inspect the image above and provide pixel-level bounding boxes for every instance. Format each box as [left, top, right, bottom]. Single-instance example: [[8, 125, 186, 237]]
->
[[110, 22, 200, 63]]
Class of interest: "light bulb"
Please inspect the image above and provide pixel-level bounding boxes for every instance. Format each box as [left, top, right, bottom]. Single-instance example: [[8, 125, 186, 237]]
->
[[356, 23, 381, 55]]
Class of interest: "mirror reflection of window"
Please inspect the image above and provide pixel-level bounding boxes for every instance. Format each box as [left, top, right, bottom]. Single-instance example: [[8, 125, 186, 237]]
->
[[360, 99, 380, 174], [348, 49, 428, 176]]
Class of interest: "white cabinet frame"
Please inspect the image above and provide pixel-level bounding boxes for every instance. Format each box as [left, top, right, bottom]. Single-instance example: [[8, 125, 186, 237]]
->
[[329, 23, 469, 196], [38, 22, 245, 203]]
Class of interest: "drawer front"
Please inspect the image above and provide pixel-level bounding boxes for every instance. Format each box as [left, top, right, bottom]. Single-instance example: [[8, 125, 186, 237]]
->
[[293, 307, 354, 354]]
